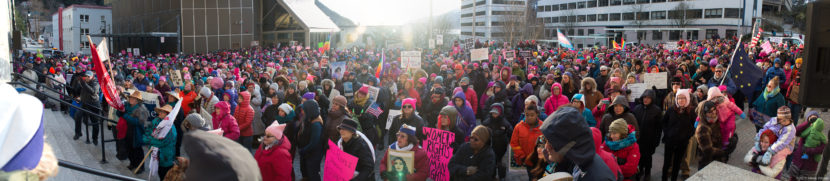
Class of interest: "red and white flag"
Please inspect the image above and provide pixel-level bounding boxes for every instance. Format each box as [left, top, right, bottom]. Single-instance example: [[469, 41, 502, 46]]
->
[[750, 28, 764, 48], [87, 36, 125, 111]]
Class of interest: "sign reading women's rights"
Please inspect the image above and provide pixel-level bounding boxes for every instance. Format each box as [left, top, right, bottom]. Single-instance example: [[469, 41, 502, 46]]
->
[[324, 140, 358, 181], [422, 127, 455, 181]]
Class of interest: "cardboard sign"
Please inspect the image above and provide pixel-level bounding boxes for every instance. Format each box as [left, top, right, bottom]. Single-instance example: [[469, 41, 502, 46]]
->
[[386, 150, 416, 176], [422, 127, 455, 181], [385, 110, 402, 130], [401, 51, 421, 68], [324, 140, 358, 181], [664, 42, 678, 50], [627, 83, 646, 102], [169, 70, 184, 87], [644, 72, 668, 89], [471, 48, 488, 61]]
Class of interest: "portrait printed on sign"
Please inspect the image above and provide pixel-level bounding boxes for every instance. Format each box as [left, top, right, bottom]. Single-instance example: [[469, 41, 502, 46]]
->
[[330, 62, 347, 80], [387, 150, 415, 176]]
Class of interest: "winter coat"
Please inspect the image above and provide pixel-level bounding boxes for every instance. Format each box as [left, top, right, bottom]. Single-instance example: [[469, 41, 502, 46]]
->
[[581, 78, 604, 110], [591, 127, 624, 180], [340, 134, 376, 181], [380, 143, 429, 181], [261, 104, 281, 126], [791, 119, 827, 172], [696, 118, 725, 163], [632, 89, 663, 153], [510, 84, 535, 125], [744, 147, 790, 178], [510, 118, 543, 165], [543, 83, 570, 115], [212, 101, 241, 140], [537, 83, 552, 104], [298, 100, 326, 156], [751, 92, 786, 121], [602, 130, 640, 180], [485, 82, 515, 124], [388, 112, 426, 145], [764, 67, 786, 87], [661, 105, 696, 144], [757, 117, 796, 154], [708, 75, 737, 95], [541, 107, 616, 181], [122, 102, 149, 148], [420, 96, 449, 127], [483, 104, 513, 160], [249, 86, 265, 136], [708, 90, 743, 146], [223, 86, 238, 115], [438, 106, 466, 151], [325, 108, 349, 142], [255, 138, 293, 181], [600, 96, 640, 139], [448, 142, 496, 181], [143, 117, 177, 167], [462, 87, 478, 114], [235, 91, 255, 137], [78, 78, 100, 106], [182, 130, 262, 181], [453, 91, 477, 137]]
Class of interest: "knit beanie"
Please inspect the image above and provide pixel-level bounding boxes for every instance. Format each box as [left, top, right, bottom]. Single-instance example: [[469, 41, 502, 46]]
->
[[525, 95, 540, 107], [185, 113, 209, 130], [399, 124, 416, 137], [278, 103, 293, 114], [571, 93, 585, 103], [265, 122, 287, 140], [460, 77, 470, 85], [333, 95, 347, 107], [760, 129, 778, 144], [302, 92, 316, 100], [358, 85, 369, 95], [777, 106, 791, 120], [609, 118, 629, 135], [471, 125, 491, 144], [402, 98, 417, 110]]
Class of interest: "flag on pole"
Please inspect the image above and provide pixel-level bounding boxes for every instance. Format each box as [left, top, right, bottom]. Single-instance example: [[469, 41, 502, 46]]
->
[[761, 41, 774, 54], [612, 40, 620, 50], [727, 40, 765, 96], [750, 28, 764, 48], [375, 48, 384, 78], [366, 103, 384, 117], [556, 29, 574, 51], [621, 37, 626, 50], [87, 36, 124, 111]]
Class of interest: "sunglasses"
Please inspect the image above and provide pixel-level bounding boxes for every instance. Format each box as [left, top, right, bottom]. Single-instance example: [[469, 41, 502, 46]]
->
[[402, 105, 413, 109], [715, 70, 723, 73]]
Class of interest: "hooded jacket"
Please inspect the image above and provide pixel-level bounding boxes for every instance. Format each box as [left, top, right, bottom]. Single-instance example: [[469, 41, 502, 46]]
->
[[544, 83, 570, 115], [453, 91, 477, 137], [234, 91, 255, 137], [223, 81, 238, 115], [261, 91, 285, 126], [298, 100, 325, 155], [254, 136, 292, 181], [212, 101, 240, 140], [591, 127, 624, 180], [387, 100, 426, 145], [249, 84, 265, 136], [321, 79, 341, 103], [122, 102, 149, 148], [580, 77, 604, 110], [483, 103, 512, 160], [438, 106, 466, 151], [511, 84, 535, 125], [602, 126, 640, 180], [600, 96, 640, 139], [421, 89, 449, 127], [632, 89, 663, 152], [707, 88, 743, 146], [541, 107, 616, 181], [485, 81, 515, 124], [791, 115, 827, 171]]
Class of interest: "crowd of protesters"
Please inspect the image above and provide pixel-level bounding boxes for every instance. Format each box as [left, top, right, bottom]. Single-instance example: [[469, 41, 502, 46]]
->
[[12, 35, 826, 181]]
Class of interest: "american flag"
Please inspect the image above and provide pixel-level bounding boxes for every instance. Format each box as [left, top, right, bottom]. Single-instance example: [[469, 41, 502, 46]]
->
[[367, 103, 383, 117], [750, 28, 764, 48]]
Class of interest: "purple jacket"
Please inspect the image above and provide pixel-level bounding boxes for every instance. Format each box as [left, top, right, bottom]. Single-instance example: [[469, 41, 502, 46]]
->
[[757, 117, 796, 154]]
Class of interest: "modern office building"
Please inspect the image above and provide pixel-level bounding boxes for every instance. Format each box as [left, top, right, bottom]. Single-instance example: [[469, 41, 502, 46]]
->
[[51, 4, 112, 54], [536, 0, 763, 47], [459, 0, 531, 41]]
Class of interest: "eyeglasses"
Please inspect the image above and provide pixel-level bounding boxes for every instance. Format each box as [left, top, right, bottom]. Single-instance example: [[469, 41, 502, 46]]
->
[[672, 82, 681, 85], [402, 105, 413, 109], [715, 70, 723, 73]]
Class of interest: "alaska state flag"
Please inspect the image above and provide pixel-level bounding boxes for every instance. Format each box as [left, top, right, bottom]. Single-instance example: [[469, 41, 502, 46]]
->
[[728, 42, 764, 96]]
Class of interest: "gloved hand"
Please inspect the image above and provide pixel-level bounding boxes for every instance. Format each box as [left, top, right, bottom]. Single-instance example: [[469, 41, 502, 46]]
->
[[761, 151, 774, 166], [802, 154, 809, 160], [740, 112, 746, 119]]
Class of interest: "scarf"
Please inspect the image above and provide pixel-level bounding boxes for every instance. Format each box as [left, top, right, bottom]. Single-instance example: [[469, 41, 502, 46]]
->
[[604, 131, 637, 151], [763, 86, 780, 101], [389, 142, 414, 151], [800, 118, 828, 162], [354, 95, 368, 107]]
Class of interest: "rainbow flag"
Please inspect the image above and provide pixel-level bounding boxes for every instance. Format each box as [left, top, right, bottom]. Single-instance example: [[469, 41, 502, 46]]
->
[[612, 40, 620, 50], [375, 49, 384, 78], [621, 37, 626, 49], [556, 29, 574, 51]]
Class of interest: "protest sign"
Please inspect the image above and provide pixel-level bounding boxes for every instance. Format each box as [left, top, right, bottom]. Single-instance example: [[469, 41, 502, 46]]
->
[[627, 83, 646, 101], [133, 48, 140, 57], [401, 51, 421, 68], [504, 50, 516, 61], [169, 70, 184, 87], [387, 150, 416, 176], [367, 86, 380, 105], [761, 41, 774, 55], [422, 127, 455, 181], [768, 37, 783, 44], [330, 62, 347, 80], [644, 72, 668, 89], [436, 35, 443, 45], [265, 67, 277, 78], [343, 82, 354, 97], [324, 140, 358, 181], [386, 110, 402, 130], [664, 42, 678, 50], [471, 48, 488, 61], [429, 39, 435, 49]]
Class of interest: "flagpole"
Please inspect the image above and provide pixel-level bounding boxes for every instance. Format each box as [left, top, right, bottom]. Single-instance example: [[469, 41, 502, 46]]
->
[[721, 36, 743, 85]]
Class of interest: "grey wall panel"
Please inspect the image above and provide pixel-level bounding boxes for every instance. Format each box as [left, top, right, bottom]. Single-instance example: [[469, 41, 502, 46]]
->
[[208, 36, 219, 52], [182, 9, 194, 36], [230, 9, 242, 34], [219, 10, 231, 35], [194, 9, 206, 36]]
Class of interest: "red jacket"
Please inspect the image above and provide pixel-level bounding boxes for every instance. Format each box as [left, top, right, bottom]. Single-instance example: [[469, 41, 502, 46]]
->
[[602, 127, 640, 180], [591, 128, 623, 180], [235, 91, 254, 137], [212, 101, 240, 140], [380, 144, 429, 181], [254, 138, 293, 181], [510, 120, 543, 164], [179, 90, 198, 114]]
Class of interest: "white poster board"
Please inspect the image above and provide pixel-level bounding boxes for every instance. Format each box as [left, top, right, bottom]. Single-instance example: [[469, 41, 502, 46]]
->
[[471, 48, 488, 61], [644, 72, 668, 89], [401, 51, 421, 68], [133, 48, 140, 57], [169, 70, 184, 87], [368, 86, 380, 105], [627, 83, 646, 101], [429, 39, 435, 49], [436, 35, 443, 45], [386, 109, 402, 130], [664, 42, 678, 50]]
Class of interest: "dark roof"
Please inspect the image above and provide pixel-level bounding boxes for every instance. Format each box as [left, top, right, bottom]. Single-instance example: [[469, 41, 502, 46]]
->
[[314, 0, 357, 27]]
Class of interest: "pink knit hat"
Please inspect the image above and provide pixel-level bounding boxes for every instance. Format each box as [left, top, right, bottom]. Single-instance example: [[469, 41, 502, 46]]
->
[[265, 122, 286, 139], [402, 98, 417, 110]]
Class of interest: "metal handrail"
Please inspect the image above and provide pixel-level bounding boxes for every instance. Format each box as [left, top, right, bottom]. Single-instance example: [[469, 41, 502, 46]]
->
[[12, 73, 105, 114], [58, 160, 144, 181]]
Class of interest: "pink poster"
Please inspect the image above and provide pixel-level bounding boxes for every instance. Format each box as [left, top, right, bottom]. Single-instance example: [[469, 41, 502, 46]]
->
[[422, 127, 455, 181], [324, 140, 358, 181]]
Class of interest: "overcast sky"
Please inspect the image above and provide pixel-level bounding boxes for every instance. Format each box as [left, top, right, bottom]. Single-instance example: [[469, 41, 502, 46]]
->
[[319, 0, 460, 25]]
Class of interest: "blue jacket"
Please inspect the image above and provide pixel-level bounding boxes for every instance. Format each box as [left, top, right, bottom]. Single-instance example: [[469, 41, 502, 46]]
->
[[144, 118, 177, 167], [764, 67, 786, 87]]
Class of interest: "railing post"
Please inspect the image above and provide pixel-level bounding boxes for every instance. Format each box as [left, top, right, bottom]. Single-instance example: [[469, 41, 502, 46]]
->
[[100, 119, 108, 164]]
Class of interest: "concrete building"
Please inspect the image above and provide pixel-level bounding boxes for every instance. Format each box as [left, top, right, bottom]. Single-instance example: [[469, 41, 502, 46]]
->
[[459, 0, 530, 41], [51, 5, 112, 55], [536, 0, 762, 47]]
